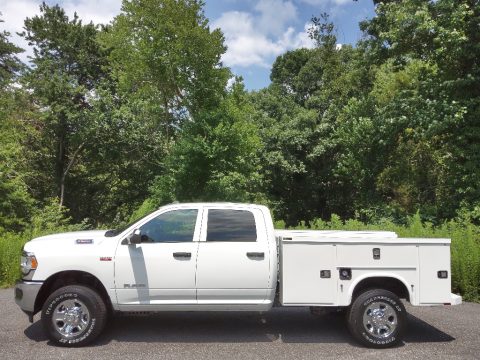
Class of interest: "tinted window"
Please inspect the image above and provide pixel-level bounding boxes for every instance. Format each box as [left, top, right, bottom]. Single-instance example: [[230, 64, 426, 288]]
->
[[139, 209, 198, 242], [207, 210, 257, 242]]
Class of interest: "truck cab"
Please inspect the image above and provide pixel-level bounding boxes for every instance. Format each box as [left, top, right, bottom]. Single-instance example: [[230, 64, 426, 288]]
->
[[113, 203, 277, 310]]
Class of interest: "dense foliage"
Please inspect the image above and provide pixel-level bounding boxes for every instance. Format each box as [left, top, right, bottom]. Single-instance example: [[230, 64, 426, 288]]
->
[[0, 1, 479, 300]]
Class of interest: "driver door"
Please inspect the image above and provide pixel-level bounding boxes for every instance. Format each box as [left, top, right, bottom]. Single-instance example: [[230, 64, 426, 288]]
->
[[114, 207, 202, 306]]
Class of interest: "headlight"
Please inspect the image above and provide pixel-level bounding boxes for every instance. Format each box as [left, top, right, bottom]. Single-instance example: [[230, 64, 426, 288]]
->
[[20, 251, 38, 275]]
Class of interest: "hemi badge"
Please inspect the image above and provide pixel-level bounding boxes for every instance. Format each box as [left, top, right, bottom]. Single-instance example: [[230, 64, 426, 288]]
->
[[100, 257, 112, 261], [76, 239, 93, 244]]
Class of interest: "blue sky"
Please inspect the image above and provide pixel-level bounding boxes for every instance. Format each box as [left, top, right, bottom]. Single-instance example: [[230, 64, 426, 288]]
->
[[2, 0, 375, 90]]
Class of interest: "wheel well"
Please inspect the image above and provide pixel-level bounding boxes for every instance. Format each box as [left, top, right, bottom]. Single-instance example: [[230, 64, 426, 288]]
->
[[34, 271, 113, 315], [352, 277, 410, 302]]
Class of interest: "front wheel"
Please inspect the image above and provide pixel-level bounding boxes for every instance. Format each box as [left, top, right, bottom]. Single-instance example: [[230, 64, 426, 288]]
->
[[346, 289, 407, 348], [41, 285, 107, 346]]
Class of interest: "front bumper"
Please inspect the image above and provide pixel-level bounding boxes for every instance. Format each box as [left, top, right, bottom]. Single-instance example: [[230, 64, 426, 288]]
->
[[15, 280, 43, 322]]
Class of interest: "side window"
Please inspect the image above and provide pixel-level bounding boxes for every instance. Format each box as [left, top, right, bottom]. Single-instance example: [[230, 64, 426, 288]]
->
[[206, 209, 257, 242], [139, 209, 198, 243]]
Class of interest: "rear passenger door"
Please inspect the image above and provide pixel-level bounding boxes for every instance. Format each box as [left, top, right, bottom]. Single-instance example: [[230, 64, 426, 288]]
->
[[195, 207, 271, 304]]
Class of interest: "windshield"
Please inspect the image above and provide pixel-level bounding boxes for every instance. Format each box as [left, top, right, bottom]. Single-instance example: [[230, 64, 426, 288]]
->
[[105, 213, 152, 237]]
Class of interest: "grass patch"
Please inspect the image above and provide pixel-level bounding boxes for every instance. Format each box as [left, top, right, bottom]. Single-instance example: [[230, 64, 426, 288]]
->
[[0, 199, 88, 287], [0, 232, 28, 286]]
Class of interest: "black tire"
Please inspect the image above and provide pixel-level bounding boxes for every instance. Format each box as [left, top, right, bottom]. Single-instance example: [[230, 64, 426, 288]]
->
[[41, 285, 107, 347], [346, 289, 407, 348]]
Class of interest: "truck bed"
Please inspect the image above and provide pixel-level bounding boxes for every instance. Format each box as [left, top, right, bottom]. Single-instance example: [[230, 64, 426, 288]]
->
[[275, 230, 454, 307]]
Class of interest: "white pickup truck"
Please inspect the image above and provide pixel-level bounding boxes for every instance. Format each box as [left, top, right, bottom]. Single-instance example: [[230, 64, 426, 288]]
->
[[15, 202, 461, 348]]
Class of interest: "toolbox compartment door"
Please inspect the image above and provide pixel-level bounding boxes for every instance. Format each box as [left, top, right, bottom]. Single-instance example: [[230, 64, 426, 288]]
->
[[281, 243, 337, 305]]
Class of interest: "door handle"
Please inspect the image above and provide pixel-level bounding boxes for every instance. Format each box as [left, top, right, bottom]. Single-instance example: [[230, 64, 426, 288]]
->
[[173, 252, 191, 259], [246, 252, 264, 259]]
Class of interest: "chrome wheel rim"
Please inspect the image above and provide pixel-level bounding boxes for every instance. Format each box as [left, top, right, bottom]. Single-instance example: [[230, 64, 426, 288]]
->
[[362, 301, 397, 339], [52, 299, 90, 338]]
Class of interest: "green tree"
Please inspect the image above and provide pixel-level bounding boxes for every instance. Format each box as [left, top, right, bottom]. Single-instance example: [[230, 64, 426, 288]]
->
[[96, 0, 235, 222], [256, 1, 480, 224], [146, 80, 264, 207], [0, 16, 35, 232], [356, 0, 480, 219], [22, 3, 109, 211], [253, 14, 371, 224], [251, 85, 318, 224], [101, 0, 229, 145], [270, 48, 312, 103], [0, 16, 23, 86]]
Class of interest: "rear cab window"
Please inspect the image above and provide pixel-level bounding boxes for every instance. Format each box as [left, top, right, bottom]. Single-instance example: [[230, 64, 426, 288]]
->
[[206, 209, 257, 242]]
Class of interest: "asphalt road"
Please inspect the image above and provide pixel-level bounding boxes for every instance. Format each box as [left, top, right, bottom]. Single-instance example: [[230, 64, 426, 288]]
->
[[1, 289, 478, 360]]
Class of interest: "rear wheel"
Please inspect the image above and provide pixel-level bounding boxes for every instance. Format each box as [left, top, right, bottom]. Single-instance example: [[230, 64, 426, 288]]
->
[[41, 285, 107, 346], [346, 289, 406, 348]]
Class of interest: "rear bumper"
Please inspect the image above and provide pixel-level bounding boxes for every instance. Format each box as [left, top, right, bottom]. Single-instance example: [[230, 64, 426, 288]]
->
[[450, 293, 462, 306], [15, 280, 43, 321]]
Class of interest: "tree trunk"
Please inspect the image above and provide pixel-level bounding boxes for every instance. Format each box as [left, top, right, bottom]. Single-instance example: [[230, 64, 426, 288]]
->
[[164, 96, 170, 147], [59, 142, 85, 208], [56, 117, 66, 207]]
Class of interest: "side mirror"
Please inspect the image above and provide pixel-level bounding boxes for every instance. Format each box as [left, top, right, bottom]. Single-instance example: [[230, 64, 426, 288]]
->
[[123, 229, 142, 245], [130, 229, 142, 244]]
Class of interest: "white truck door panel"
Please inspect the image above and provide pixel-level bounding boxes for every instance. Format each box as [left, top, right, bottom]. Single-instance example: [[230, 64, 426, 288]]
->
[[115, 242, 199, 304], [281, 243, 337, 305], [115, 208, 201, 305], [196, 208, 270, 303], [419, 244, 452, 304]]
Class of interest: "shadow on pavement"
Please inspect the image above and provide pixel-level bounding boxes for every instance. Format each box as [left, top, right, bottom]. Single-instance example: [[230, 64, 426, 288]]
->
[[405, 313, 455, 343], [23, 308, 454, 347]]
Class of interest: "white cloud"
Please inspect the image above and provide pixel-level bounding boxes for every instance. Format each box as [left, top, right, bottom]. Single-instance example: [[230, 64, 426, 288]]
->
[[213, 7, 314, 69], [0, 0, 121, 64], [214, 11, 279, 68], [61, 0, 121, 26], [254, 0, 297, 36], [288, 22, 316, 49]]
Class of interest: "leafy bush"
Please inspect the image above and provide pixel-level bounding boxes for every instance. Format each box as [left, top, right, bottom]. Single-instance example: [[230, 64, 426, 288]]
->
[[0, 232, 27, 286], [0, 199, 88, 286]]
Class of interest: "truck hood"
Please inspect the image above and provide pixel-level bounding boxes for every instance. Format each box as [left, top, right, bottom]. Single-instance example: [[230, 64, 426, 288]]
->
[[27, 230, 110, 246], [23, 229, 117, 279], [23, 230, 114, 254]]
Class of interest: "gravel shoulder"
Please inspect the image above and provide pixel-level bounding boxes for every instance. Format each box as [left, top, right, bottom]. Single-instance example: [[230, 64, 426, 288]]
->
[[1, 288, 478, 360]]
